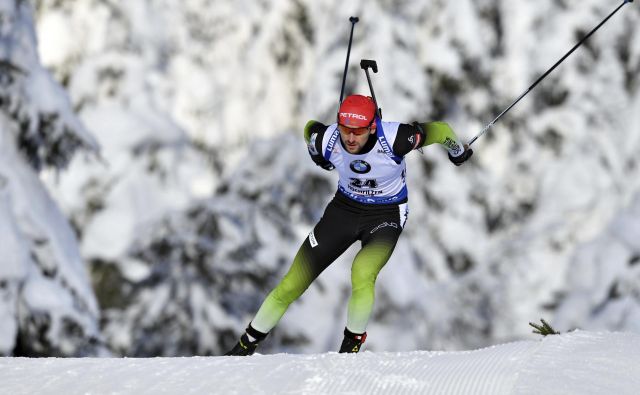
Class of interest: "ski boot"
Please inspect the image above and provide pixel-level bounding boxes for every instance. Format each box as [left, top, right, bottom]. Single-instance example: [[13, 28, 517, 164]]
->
[[338, 327, 367, 353], [225, 324, 268, 356]]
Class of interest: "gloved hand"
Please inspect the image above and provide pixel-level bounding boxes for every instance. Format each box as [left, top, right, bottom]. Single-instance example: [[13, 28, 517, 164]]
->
[[310, 152, 335, 171], [448, 144, 473, 166], [319, 161, 335, 171]]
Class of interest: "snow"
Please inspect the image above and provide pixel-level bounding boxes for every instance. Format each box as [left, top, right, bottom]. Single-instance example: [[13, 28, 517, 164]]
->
[[1, 331, 639, 395], [0, 0, 638, 361]]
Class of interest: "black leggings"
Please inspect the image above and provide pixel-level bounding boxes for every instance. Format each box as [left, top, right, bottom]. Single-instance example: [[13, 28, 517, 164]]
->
[[251, 192, 408, 334]]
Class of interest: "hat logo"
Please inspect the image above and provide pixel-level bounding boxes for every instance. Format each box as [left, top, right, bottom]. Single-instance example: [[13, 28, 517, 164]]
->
[[340, 112, 367, 120]]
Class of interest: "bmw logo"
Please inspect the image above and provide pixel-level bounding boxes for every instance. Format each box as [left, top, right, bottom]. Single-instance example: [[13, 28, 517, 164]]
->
[[350, 160, 371, 174]]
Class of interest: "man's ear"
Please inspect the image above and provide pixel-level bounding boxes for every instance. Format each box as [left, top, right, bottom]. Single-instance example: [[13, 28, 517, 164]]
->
[[369, 123, 377, 133]]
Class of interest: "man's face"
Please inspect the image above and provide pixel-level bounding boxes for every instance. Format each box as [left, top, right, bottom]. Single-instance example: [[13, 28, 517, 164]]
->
[[338, 124, 376, 154]]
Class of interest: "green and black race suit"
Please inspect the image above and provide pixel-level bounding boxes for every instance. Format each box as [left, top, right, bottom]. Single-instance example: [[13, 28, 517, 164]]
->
[[249, 119, 464, 336]]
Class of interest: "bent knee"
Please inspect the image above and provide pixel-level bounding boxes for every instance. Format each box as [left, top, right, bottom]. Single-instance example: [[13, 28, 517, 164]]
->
[[351, 272, 378, 291], [272, 278, 307, 304]]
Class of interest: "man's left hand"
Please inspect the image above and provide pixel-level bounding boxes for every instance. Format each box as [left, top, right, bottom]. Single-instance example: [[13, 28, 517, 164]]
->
[[449, 144, 473, 166]]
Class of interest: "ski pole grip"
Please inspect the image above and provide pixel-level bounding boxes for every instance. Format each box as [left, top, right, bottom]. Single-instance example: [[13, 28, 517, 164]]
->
[[360, 59, 378, 73]]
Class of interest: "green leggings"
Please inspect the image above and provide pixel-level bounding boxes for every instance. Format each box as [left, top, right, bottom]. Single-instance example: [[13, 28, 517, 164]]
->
[[251, 194, 405, 335]]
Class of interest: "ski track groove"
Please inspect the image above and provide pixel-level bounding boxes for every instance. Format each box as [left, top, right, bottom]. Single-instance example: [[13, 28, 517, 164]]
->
[[299, 342, 538, 395], [2, 332, 639, 394]]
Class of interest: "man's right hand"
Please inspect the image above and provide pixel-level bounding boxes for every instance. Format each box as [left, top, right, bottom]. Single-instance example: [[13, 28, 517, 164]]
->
[[319, 162, 335, 171]]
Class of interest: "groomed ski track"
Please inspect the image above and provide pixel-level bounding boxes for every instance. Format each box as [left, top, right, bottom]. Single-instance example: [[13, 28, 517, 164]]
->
[[1, 331, 639, 394]]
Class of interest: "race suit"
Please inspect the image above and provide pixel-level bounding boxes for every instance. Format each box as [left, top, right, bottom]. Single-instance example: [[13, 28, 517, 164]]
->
[[250, 119, 464, 335]]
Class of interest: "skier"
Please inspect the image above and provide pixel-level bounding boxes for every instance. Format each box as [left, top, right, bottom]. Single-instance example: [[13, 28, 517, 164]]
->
[[226, 94, 472, 355]]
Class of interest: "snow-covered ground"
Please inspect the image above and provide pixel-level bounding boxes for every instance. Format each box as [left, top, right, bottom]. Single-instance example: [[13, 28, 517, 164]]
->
[[1, 331, 639, 395]]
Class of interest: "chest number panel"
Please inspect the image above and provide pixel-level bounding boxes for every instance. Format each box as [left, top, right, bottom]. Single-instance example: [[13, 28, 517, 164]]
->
[[349, 178, 378, 189]]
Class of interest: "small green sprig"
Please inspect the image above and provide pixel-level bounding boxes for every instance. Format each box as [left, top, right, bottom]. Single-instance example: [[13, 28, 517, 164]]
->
[[529, 319, 560, 336]]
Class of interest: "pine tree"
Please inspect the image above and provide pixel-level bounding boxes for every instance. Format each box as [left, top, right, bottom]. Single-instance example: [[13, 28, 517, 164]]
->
[[0, 0, 103, 357]]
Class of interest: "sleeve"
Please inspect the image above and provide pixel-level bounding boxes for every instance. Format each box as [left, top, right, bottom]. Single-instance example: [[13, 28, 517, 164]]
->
[[419, 121, 465, 157], [392, 123, 425, 157], [303, 120, 335, 171]]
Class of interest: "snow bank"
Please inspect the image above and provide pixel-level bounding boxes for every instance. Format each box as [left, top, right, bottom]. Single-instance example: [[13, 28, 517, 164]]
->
[[1, 331, 638, 395]]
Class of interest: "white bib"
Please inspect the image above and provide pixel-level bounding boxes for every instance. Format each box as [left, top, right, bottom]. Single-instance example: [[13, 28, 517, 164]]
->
[[321, 120, 407, 204]]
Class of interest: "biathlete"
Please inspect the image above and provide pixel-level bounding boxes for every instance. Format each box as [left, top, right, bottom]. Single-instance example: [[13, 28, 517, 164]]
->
[[226, 94, 472, 355]]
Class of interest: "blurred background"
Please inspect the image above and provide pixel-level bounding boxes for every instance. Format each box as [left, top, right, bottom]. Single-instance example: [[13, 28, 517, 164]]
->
[[0, 0, 639, 357]]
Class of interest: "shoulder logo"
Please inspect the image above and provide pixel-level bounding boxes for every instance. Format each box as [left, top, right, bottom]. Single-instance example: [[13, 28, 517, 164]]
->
[[308, 133, 319, 155], [350, 160, 371, 174]]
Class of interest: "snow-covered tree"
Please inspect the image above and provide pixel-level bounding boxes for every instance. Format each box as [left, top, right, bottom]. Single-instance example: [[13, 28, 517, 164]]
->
[[0, 0, 102, 356]]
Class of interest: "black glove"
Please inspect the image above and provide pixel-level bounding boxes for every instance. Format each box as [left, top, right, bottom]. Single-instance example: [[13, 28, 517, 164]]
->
[[310, 149, 335, 171], [448, 144, 473, 166], [319, 161, 335, 171]]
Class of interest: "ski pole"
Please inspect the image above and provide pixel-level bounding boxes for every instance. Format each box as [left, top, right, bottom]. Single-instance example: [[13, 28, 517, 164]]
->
[[468, 0, 635, 146], [339, 16, 359, 105], [360, 59, 382, 118]]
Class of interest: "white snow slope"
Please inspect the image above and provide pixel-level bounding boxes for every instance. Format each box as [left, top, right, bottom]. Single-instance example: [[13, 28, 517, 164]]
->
[[1, 331, 639, 395]]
